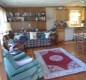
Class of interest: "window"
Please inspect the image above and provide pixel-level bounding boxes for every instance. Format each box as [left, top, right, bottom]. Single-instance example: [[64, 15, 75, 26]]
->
[[0, 7, 7, 45], [69, 10, 81, 27]]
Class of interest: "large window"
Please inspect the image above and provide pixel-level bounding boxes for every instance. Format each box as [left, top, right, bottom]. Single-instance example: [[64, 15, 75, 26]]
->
[[69, 10, 81, 27], [0, 7, 7, 45]]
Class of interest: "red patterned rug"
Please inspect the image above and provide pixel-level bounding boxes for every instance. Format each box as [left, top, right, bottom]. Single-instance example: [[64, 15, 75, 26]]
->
[[34, 48, 86, 80]]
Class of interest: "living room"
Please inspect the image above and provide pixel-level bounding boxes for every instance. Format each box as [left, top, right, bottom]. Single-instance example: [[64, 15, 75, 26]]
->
[[0, 0, 86, 80]]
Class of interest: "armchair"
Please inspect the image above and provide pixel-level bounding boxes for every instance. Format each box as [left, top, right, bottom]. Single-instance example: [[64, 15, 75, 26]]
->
[[2, 49, 43, 80]]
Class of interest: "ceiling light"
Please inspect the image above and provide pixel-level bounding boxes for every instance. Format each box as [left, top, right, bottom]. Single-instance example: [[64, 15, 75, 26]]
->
[[81, 0, 85, 3]]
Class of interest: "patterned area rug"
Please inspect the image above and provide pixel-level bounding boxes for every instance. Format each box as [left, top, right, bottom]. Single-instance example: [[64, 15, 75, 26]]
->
[[34, 48, 86, 80]]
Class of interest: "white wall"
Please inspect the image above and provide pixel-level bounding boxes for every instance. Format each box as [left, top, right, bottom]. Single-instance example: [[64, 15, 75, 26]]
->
[[46, 8, 55, 30]]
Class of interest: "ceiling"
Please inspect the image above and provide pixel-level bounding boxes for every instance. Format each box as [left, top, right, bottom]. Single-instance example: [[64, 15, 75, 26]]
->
[[0, 0, 86, 7]]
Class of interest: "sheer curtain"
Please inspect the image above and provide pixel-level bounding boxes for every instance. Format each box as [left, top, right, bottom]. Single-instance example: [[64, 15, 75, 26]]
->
[[0, 7, 7, 45]]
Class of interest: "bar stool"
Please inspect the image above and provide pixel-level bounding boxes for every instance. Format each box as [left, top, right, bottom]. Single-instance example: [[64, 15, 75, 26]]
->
[[74, 28, 86, 53]]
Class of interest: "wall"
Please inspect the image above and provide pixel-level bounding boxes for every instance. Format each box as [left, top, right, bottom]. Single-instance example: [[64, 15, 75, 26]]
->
[[5, 7, 86, 32], [47, 6, 86, 28], [46, 7, 55, 30]]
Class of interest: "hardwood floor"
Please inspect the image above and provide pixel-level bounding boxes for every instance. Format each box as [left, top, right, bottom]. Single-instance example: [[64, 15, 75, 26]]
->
[[0, 41, 86, 80], [26, 41, 86, 80]]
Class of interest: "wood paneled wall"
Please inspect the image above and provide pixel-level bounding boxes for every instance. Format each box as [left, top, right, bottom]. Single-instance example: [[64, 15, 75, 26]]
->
[[10, 21, 46, 32], [5, 7, 46, 32], [5, 7, 45, 12], [54, 9, 69, 21]]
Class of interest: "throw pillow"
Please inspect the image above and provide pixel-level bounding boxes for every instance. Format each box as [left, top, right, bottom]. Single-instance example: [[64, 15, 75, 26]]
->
[[44, 32, 51, 38], [29, 32, 37, 39], [19, 35, 28, 43], [14, 34, 23, 40], [39, 33, 45, 39]]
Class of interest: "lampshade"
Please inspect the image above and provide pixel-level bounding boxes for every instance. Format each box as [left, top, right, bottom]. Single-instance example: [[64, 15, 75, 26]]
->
[[0, 23, 12, 34], [5, 22, 12, 31]]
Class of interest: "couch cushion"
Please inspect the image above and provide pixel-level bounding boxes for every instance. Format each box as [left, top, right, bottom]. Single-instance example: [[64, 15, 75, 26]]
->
[[19, 35, 28, 43], [39, 33, 45, 39], [15, 57, 33, 67], [44, 32, 51, 38], [30, 32, 37, 39], [12, 52, 27, 61], [12, 60, 38, 77], [14, 34, 23, 40]]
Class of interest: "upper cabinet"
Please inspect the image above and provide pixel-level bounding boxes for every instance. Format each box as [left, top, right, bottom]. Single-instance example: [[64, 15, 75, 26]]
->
[[5, 7, 46, 31], [54, 8, 69, 21], [6, 11, 46, 22], [53, 7, 86, 21]]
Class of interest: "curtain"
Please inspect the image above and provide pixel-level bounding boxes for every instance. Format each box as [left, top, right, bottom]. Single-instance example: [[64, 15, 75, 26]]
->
[[0, 7, 7, 45]]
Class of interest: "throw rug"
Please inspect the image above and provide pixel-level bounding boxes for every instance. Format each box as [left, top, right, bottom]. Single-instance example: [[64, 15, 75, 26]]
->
[[34, 48, 86, 80]]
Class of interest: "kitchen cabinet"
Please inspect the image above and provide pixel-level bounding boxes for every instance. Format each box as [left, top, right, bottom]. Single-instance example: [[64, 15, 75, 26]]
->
[[6, 12, 46, 22], [55, 28, 74, 43], [56, 28, 65, 43], [54, 9, 69, 21], [65, 28, 74, 41]]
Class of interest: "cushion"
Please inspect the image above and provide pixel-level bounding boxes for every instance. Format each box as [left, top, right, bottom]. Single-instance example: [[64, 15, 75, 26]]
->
[[10, 50, 22, 56], [13, 52, 27, 61], [44, 32, 51, 38], [9, 40, 23, 53], [8, 39, 15, 46], [19, 35, 28, 43], [39, 33, 45, 39], [13, 41, 23, 48], [15, 57, 33, 67], [30, 32, 37, 39], [14, 34, 23, 40]]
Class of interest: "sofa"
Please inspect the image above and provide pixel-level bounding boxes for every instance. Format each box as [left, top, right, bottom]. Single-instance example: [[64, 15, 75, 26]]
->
[[2, 48, 43, 80], [14, 31, 52, 48]]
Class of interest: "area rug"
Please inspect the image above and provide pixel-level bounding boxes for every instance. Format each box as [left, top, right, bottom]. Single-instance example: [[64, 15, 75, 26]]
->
[[34, 48, 86, 80]]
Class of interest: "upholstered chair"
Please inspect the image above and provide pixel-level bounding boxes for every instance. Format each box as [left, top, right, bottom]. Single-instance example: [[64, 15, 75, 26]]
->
[[2, 48, 43, 80]]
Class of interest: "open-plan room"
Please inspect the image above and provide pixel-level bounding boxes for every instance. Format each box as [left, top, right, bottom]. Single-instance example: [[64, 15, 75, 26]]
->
[[0, 0, 86, 80]]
